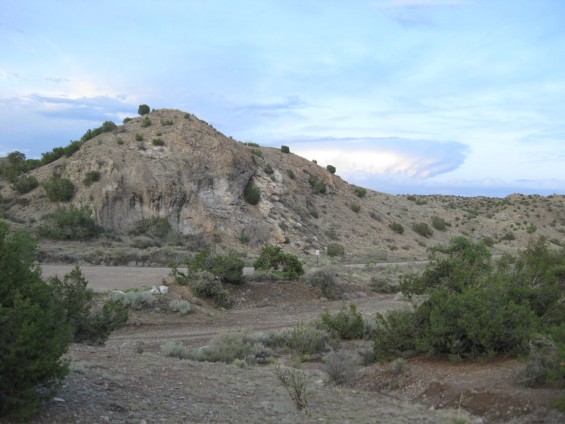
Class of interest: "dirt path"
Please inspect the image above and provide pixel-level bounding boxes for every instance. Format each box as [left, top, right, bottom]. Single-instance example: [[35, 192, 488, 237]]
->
[[41, 265, 178, 292]]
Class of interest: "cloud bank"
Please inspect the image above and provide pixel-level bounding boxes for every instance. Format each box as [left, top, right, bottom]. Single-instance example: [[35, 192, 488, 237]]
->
[[286, 137, 469, 180]]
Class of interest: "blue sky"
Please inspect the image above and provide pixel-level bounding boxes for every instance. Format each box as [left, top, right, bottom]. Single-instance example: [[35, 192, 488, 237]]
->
[[1, 0, 564, 197]]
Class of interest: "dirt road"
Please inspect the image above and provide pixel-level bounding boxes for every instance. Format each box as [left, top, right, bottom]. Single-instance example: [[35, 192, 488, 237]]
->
[[41, 264, 173, 291], [40, 265, 262, 292]]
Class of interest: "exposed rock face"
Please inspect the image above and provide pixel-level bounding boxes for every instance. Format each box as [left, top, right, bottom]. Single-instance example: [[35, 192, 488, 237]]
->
[[15, 109, 352, 250], [66, 111, 257, 239]]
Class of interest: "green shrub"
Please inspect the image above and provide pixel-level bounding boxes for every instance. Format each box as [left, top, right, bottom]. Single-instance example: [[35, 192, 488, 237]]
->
[[38, 205, 103, 240], [501, 231, 516, 241], [370, 276, 397, 294], [264, 163, 274, 174], [417, 286, 537, 358], [286, 169, 295, 179], [323, 350, 358, 386], [268, 323, 334, 355], [354, 187, 367, 198], [80, 121, 117, 143], [141, 117, 152, 127], [49, 267, 127, 344], [190, 249, 244, 284], [1, 151, 28, 182], [110, 290, 156, 310], [123, 117, 132, 124], [135, 133, 144, 141], [412, 222, 433, 238], [43, 176, 75, 202], [161, 341, 189, 359], [189, 272, 232, 308], [431, 216, 447, 231], [160, 118, 173, 126], [244, 182, 261, 205], [320, 304, 364, 340], [481, 236, 495, 247], [210, 250, 245, 284], [399, 236, 492, 295], [169, 299, 192, 315], [308, 175, 326, 194], [325, 227, 339, 240], [0, 221, 71, 421], [138, 104, 150, 115], [327, 242, 345, 257], [83, 170, 101, 186], [281, 145, 290, 153], [12, 174, 38, 194], [161, 332, 272, 364], [152, 138, 164, 146], [309, 208, 319, 218], [553, 395, 565, 413], [172, 248, 244, 285], [517, 326, 565, 388], [326, 164, 336, 174], [305, 267, 341, 300], [351, 202, 361, 213], [377, 236, 565, 361], [253, 245, 304, 279], [372, 309, 419, 361], [250, 148, 262, 157], [389, 222, 404, 234]]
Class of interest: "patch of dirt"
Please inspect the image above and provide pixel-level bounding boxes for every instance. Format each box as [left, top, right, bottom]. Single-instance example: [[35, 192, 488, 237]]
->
[[359, 356, 564, 424]]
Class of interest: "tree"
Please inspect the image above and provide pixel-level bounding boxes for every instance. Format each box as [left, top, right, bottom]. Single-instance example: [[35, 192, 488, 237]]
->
[[138, 104, 150, 116], [43, 177, 75, 202], [49, 267, 128, 344], [178, 248, 245, 285], [0, 221, 71, 421], [326, 164, 336, 174], [253, 245, 304, 279]]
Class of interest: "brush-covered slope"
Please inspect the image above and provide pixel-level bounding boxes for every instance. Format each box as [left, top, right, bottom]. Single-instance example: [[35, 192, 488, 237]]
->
[[2, 109, 565, 261]]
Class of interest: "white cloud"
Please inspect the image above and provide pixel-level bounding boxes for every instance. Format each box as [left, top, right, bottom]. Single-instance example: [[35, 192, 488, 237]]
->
[[287, 137, 469, 180]]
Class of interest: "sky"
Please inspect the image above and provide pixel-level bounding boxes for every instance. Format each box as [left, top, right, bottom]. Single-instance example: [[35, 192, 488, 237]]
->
[[1, 0, 564, 197]]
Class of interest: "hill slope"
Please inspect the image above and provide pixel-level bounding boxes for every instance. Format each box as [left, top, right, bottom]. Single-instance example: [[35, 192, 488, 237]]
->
[[2, 109, 565, 262]]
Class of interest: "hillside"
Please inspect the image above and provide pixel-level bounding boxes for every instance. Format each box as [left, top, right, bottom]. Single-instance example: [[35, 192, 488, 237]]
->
[[1, 108, 564, 264]]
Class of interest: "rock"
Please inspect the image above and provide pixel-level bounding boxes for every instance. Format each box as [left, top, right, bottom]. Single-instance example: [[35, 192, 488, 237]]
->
[[150, 285, 160, 294], [159, 285, 169, 294], [53, 397, 65, 402], [394, 291, 406, 301]]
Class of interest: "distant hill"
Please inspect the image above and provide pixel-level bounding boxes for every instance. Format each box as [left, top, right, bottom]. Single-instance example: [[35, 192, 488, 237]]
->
[[1, 109, 564, 263]]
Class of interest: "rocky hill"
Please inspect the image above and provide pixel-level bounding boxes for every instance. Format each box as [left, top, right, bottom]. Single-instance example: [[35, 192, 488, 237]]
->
[[2, 109, 565, 263]]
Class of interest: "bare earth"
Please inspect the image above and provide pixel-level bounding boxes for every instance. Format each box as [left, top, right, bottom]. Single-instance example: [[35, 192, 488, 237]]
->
[[30, 266, 564, 424]]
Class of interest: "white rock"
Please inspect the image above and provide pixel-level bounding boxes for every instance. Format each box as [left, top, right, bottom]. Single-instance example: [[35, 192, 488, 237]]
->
[[159, 285, 169, 294], [150, 285, 160, 294]]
